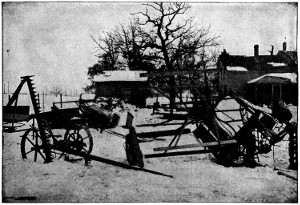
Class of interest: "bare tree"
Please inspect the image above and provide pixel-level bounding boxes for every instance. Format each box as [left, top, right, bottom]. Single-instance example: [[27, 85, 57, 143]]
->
[[134, 2, 220, 112], [90, 32, 122, 70], [49, 86, 63, 97], [89, 21, 156, 72], [113, 22, 155, 71]]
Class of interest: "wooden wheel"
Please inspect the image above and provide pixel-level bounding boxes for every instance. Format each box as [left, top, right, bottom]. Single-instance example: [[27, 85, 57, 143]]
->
[[64, 125, 93, 154], [21, 128, 47, 163]]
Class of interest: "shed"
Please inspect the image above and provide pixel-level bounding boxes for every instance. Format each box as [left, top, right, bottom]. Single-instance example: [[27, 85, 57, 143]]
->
[[92, 71, 150, 107], [247, 73, 297, 105]]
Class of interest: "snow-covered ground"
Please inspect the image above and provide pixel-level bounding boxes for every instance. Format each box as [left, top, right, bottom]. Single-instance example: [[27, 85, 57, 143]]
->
[[2, 99, 298, 202]]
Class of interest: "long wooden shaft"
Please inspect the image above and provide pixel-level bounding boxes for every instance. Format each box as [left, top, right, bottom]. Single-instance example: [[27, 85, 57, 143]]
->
[[51, 145, 173, 178]]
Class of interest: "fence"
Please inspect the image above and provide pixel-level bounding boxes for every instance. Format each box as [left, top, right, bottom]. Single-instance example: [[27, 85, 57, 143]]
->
[[2, 93, 86, 113]]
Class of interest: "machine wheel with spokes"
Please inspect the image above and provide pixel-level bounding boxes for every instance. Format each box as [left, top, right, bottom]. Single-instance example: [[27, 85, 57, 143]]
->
[[64, 125, 93, 154], [21, 128, 47, 163]]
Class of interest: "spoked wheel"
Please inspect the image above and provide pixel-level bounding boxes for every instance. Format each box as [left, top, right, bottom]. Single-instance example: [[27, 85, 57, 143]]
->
[[64, 125, 93, 154], [21, 128, 47, 163]]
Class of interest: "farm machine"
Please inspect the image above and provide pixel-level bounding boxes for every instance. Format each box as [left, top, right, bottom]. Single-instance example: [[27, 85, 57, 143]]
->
[[3, 75, 169, 177], [140, 70, 297, 168], [3, 73, 297, 176]]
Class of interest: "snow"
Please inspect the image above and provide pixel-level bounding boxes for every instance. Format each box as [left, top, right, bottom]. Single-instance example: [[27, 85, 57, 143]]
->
[[93, 71, 148, 82], [226, 66, 248, 71], [248, 73, 297, 84], [2, 100, 298, 202], [267, 62, 286, 67]]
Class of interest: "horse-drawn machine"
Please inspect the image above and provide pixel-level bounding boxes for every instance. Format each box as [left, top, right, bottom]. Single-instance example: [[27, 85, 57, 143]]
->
[[140, 70, 297, 168], [3, 74, 297, 174], [4, 76, 121, 163]]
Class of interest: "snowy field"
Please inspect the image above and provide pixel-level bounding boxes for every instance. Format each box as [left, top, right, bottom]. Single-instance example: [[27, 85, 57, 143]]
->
[[2, 95, 298, 202]]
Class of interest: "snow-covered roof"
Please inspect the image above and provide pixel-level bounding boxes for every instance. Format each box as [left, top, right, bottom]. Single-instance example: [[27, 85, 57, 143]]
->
[[93, 71, 148, 82], [226, 66, 248, 71], [267, 62, 286, 67], [206, 65, 217, 70], [248, 73, 297, 84]]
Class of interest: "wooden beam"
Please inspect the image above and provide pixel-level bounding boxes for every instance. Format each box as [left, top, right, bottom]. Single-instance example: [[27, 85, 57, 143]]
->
[[157, 85, 205, 89], [215, 108, 244, 112], [219, 119, 243, 123], [153, 139, 237, 152], [144, 149, 212, 158], [141, 69, 217, 77], [163, 113, 188, 120], [51, 145, 173, 178], [137, 128, 191, 138], [136, 122, 185, 127]]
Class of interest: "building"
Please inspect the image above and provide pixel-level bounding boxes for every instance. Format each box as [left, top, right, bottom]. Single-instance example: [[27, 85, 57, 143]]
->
[[217, 42, 297, 104], [247, 73, 297, 105], [92, 70, 150, 107]]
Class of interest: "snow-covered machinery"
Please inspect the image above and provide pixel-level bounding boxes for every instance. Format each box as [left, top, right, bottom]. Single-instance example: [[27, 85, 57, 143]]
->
[[5, 76, 166, 176], [141, 71, 297, 168], [144, 95, 296, 167], [4, 76, 118, 163]]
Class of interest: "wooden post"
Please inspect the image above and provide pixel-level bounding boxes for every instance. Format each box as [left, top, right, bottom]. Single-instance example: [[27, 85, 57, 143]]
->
[[42, 92, 45, 111], [125, 112, 134, 128], [60, 93, 63, 108], [169, 76, 176, 115], [254, 85, 258, 104], [279, 84, 282, 100]]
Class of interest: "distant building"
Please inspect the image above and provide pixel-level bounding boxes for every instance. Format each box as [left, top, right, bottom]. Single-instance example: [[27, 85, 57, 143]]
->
[[92, 70, 150, 107], [247, 73, 297, 105], [217, 42, 297, 104]]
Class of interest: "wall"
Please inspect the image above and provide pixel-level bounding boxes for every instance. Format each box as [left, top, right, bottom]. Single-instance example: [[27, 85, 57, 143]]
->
[[218, 65, 264, 97], [95, 81, 150, 107], [247, 83, 298, 105]]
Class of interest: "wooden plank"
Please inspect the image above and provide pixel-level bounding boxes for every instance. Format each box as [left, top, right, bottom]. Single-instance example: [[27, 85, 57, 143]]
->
[[144, 149, 212, 158], [3, 106, 31, 122], [136, 122, 184, 127], [140, 69, 216, 77], [277, 171, 297, 181], [153, 139, 237, 152], [137, 128, 191, 138], [163, 113, 188, 120], [53, 99, 93, 105], [215, 108, 244, 112], [3, 106, 30, 115], [3, 114, 30, 122], [51, 145, 173, 178], [219, 119, 243, 123], [157, 85, 205, 89]]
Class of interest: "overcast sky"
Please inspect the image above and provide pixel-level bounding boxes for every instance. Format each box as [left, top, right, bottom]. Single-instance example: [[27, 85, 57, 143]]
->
[[2, 2, 297, 93]]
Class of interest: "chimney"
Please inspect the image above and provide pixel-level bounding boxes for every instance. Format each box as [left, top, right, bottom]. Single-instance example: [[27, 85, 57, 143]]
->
[[283, 42, 287, 51], [254, 45, 259, 57]]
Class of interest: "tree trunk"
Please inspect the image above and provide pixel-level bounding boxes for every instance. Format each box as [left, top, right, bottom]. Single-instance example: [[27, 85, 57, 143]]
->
[[169, 76, 176, 114]]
